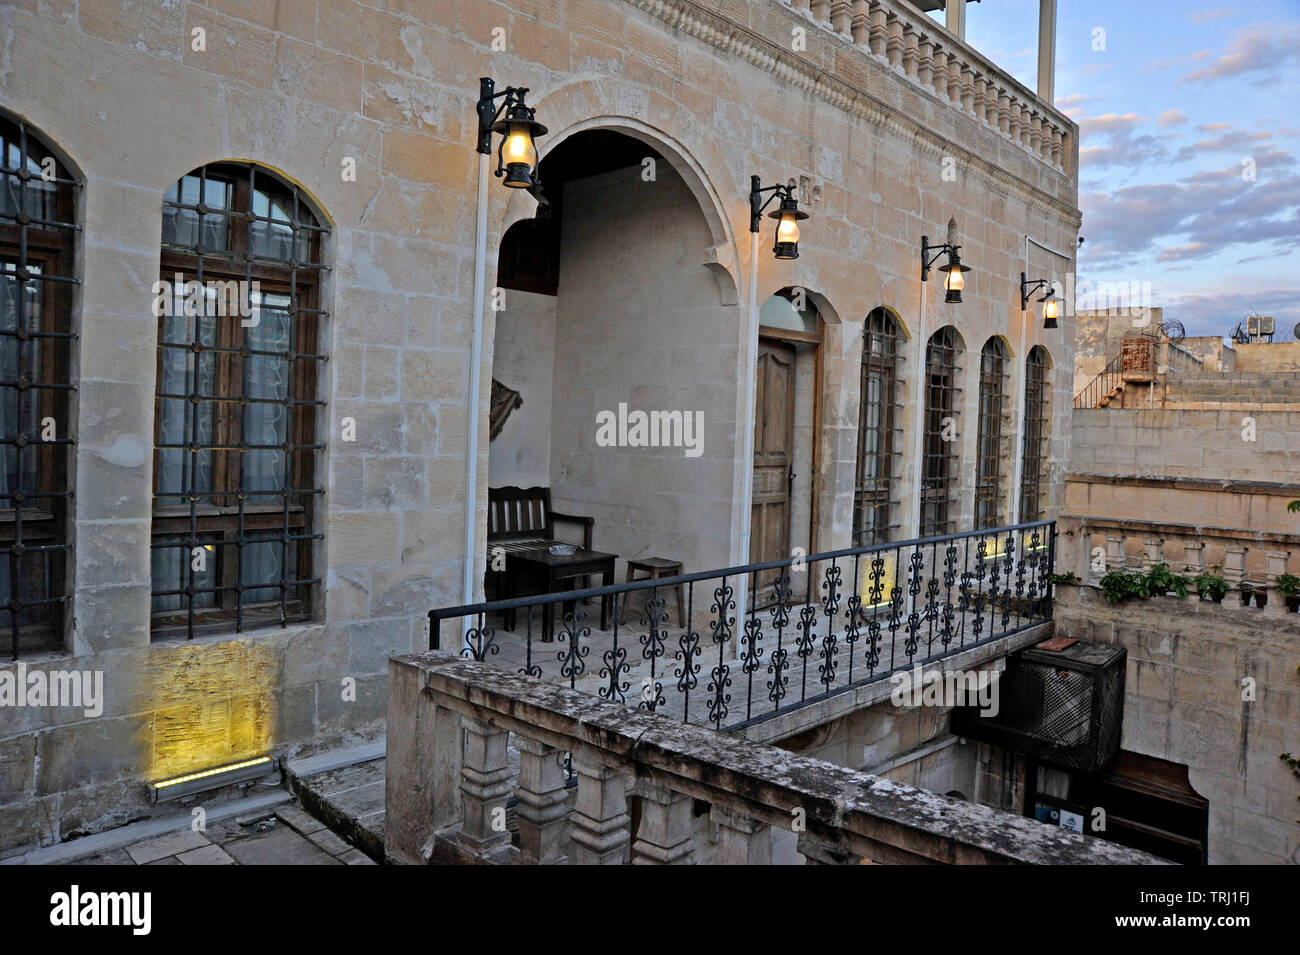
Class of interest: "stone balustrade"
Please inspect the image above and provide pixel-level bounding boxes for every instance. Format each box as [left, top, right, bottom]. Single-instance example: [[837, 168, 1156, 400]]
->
[[777, 0, 1071, 172], [1058, 514, 1299, 605], [386, 650, 1165, 865]]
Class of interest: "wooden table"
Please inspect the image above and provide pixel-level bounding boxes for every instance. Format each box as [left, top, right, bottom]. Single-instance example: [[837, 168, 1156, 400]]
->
[[504, 546, 617, 641]]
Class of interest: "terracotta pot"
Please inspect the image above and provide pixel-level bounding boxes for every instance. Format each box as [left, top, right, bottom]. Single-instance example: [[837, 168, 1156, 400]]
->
[[1286, 595, 1300, 613], [1239, 591, 1252, 606], [1254, 590, 1268, 608]]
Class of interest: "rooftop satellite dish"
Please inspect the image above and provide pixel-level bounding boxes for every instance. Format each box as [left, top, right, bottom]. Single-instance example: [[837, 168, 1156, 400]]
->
[[1293, 321, 1300, 341]]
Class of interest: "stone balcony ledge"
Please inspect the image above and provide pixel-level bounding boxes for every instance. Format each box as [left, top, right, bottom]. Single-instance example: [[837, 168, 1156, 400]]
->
[[386, 650, 1168, 864]]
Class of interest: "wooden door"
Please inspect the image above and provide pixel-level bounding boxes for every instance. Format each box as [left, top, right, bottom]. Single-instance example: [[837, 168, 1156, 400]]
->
[[751, 341, 795, 598]]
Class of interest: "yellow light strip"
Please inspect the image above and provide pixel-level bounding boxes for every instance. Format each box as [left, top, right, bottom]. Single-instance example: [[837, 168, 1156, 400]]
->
[[152, 756, 273, 790]]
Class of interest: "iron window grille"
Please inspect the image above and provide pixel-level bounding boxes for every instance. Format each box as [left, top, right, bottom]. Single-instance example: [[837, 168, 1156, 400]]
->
[[0, 116, 78, 659], [920, 326, 962, 538], [1019, 345, 1051, 523], [151, 163, 328, 640], [852, 308, 904, 547], [975, 338, 1011, 530]]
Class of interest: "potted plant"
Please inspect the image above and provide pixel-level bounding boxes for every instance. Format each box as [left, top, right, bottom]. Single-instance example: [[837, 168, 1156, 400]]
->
[[1145, 563, 1190, 598], [1238, 581, 1254, 606], [1275, 573, 1300, 613], [1100, 570, 1149, 605], [1193, 570, 1228, 604]]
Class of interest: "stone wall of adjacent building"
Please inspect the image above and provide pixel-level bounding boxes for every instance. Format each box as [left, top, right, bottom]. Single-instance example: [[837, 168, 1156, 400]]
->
[[0, 0, 1078, 854], [1054, 586, 1300, 865]]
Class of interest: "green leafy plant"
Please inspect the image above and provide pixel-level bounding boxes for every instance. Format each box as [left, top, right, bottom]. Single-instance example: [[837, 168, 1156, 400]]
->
[[1274, 573, 1300, 597], [1288, 500, 1300, 513], [1145, 562, 1190, 597], [1193, 571, 1228, 602], [1100, 570, 1150, 604], [1046, 571, 1079, 586]]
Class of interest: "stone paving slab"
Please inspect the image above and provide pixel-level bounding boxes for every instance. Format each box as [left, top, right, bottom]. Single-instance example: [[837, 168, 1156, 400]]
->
[[177, 844, 236, 865], [125, 830, 211, 865]]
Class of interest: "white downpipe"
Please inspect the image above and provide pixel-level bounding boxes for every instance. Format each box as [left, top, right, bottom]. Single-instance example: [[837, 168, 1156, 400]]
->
[[734, 230, 761, 658], [908, 279, 928, 539], [461, 151, 491, 651]]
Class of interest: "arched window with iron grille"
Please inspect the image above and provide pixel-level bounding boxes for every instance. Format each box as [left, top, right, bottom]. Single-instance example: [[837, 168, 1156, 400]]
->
[[852, 308, 904, 547], [151, 163, 329, 639], [975, 337, 1011, 530], [1019, 345, 1052, 523], [920, 326, 963, 538], [0, 115, 78, 659]]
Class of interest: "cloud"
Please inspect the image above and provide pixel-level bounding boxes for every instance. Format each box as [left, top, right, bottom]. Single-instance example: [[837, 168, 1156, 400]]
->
[[1180, 24, 1300, 83], [1076, 112, 1170, 170], [1189, 8, 1234, 23], [1174, 126, 1274, 161], [1055, 93, 1100, 111], [1079, 148, 1300, 272], [1158, 110, 1189, 128], [1157, 287, 1300, 339]]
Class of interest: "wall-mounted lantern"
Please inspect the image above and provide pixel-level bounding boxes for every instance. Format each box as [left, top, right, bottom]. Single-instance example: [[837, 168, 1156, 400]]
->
[[476, 77, 548, 189], [1020, 272, 1060, 329], [750, 176, 809, 260], [921, 218, 970, 304]]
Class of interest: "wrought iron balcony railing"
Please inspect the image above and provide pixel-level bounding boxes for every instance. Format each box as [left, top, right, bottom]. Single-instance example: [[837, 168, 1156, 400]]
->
[[430, 520, 1057, 733]]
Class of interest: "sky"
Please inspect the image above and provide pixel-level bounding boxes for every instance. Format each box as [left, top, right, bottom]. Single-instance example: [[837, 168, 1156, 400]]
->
[[926, 0, 1300, 340]]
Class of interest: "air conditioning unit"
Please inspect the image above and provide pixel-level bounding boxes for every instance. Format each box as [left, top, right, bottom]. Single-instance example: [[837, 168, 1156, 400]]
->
[[1247, 314, 1274, 336], [952, 639, 1125, 773]]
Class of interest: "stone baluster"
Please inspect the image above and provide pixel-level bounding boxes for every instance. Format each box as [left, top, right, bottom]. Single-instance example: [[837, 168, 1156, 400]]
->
[[1008, 101, 1023, 145], [886, 12, 904, 69], [1223, 544, 1248, 585], [570, 757, 632, 865], [902, 24, 919, 79], [1105, 534, 1125, 574], [916, 35, 934, 88], [1142, 537, 1163, 571], [515, 736, 569, 864], [946, 48, 963, 102], [831, 1, 852, 36], [459, 717, 512, 854], [868, 1, 888, 58], [798, 832, 865, 864], [960, 64, 976, 115], [711, 806, 773, 864], [632, 782, 695, 864], [851, 0, 870, 45], [1032, 112, 1046, 158], [811, 0, 831, 23], [1265, 550, 1290, 582], [1021, 105, 1035, 149], [1049, 124, 1064, 167], [930, 46, 948, 99], [791, 0, 810, 14], [1183, 540, 1204, 576], [997, 88, 1011, 135]]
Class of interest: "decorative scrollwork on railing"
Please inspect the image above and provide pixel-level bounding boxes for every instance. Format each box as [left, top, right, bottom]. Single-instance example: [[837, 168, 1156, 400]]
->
[[795, 603, 818, 699], [598, 643, 629, 703], [675, 628, 702, 699], [821, 562, 842, 617], [843, 592, 863, 682], [556, 607, 591, 688], [710, 582, 735, 646], [463, 619, 499, 662]]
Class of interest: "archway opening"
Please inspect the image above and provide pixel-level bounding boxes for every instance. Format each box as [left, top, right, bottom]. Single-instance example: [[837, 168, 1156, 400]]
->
[[485, 128, 740, 635]]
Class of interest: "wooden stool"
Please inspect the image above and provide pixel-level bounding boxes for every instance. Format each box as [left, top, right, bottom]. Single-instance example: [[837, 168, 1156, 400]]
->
[[620, 557, 686, 627]]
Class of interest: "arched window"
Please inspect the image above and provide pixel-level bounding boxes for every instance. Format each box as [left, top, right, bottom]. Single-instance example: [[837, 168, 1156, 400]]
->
[[975, 337, 1011, 529], [0, 116, 77, 658], [151, 163, 328, 638], [853, 308, 903, 547], [1019, 345, 1052, 522], [920, 326, 963, 537]]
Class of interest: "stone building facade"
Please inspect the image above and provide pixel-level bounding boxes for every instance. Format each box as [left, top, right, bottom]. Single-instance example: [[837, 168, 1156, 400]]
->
[[0, 0, 1077, 855]]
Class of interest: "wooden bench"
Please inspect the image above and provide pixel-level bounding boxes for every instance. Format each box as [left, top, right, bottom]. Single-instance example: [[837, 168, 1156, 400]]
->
[[486, 487, 595, 616], [487, 485, 594, 554]]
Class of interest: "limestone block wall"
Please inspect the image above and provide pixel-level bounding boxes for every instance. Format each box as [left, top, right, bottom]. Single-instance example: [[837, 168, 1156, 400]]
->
[[1055, 586, 1300, 865], [488, 291, 558, 487], [1069, 408, 1300, 486]]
